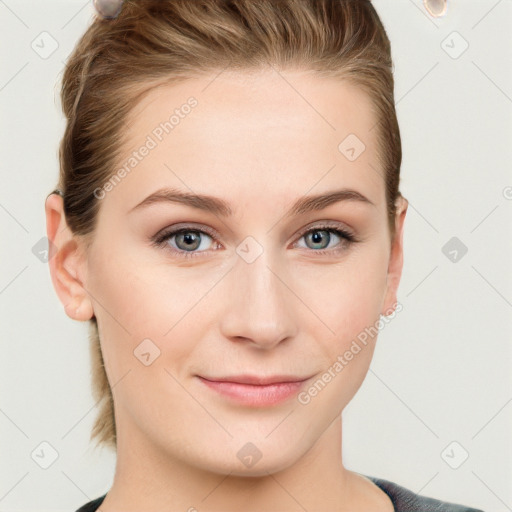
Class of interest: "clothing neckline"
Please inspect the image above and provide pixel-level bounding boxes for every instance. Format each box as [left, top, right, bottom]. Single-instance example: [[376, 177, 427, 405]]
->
[[361, 474, 397, 511], [80, 475, 396, 512], [77, 474, 483, 512]]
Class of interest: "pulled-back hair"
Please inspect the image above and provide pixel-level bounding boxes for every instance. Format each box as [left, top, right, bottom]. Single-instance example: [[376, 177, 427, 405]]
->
[[55, 0, 402, 449]]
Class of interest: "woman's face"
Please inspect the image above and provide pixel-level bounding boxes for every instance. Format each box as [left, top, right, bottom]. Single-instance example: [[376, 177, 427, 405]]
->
[[65, 69, 406, 475]]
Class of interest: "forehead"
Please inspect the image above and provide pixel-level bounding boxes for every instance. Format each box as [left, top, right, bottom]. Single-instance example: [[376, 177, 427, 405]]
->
[[110, 68, 384, 214]]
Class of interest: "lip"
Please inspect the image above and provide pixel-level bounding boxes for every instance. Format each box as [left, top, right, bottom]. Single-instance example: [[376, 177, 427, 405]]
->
[[200, 374, 312, 385], [197, 374, 312, 407]]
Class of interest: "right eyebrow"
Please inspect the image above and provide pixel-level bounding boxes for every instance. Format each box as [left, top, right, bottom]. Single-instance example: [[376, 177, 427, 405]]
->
[[129, 187, 233, 217]]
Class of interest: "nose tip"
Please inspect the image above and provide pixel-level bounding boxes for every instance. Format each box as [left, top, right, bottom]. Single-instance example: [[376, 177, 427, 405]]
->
[[218, 257, 298, 350]]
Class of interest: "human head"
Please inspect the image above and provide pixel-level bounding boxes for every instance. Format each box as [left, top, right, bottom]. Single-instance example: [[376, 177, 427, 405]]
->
[[46, 0, 406, 453]]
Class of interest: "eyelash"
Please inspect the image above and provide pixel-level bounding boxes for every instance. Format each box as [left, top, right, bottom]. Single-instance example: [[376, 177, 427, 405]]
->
[[151, 223, 358, 260]]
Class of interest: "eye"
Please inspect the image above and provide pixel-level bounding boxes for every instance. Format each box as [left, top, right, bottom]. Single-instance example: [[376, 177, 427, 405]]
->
[[151, 222, 358, 260], [151, 225, 219, 259], [294, 224, 356, 255]]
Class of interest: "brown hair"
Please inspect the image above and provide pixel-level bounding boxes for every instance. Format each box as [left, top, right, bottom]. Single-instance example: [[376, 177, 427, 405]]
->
[[53, 0, 403, 450]]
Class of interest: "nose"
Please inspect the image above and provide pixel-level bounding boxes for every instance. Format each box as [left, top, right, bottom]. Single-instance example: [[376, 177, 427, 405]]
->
[[218, 244, 298, 350]]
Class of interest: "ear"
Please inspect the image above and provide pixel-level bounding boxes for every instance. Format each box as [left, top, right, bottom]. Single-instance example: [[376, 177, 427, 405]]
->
[[381, 195, 408, 316], [45, 193, 95, 322]]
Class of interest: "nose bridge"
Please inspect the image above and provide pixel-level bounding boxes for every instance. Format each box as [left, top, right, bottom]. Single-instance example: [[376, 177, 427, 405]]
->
[[219, 238, 297, 348]]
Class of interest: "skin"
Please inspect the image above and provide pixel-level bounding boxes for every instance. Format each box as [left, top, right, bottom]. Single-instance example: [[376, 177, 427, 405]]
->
[[46, 68, 407, 512]]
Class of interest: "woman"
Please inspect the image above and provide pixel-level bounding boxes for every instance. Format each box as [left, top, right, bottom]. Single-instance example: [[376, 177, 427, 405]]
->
[[45, 0, 485, 510]]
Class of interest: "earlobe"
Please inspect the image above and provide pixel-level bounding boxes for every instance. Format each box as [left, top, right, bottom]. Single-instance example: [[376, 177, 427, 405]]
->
[[45, 193, 95, 322], [380, 195, 408, 317]]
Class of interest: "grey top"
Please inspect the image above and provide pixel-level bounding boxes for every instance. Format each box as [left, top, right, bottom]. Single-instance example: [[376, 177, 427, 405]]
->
[[365, 475, 485, 511], [75, 474, 485, 511]]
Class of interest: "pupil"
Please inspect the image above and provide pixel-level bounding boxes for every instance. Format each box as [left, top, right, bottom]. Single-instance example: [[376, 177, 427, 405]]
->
[[179, 232, 200, 250], [175, 230, 331, 252], [310, 230, 328, 249]]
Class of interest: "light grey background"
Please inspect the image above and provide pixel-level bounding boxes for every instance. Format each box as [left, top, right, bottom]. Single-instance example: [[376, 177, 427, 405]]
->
[[1, 1, 511, 511]]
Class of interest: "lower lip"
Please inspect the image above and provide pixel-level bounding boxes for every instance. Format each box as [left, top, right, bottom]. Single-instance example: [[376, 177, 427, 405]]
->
[[197, 377, 307, 407]]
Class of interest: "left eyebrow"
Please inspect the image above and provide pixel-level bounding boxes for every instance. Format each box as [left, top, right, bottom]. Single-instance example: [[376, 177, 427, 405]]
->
[[287, 188, 375, 217], [128, 186, 375, 218]]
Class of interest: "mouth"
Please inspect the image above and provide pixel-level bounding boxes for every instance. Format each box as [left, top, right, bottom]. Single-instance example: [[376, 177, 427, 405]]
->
[[196, 374, 313, 407]]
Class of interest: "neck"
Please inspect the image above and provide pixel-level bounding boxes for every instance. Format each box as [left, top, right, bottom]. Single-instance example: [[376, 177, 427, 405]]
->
[[99, 416, 371, 512]]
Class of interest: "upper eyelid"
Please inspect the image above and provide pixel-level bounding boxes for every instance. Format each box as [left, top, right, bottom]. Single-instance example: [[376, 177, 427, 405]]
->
[[162, 220, 352, 236], [156, 221, 353, 248], [296, 222, 353, 236]]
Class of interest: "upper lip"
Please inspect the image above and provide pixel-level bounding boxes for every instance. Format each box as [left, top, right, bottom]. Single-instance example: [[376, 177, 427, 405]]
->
[[198, 374, 313, 386]]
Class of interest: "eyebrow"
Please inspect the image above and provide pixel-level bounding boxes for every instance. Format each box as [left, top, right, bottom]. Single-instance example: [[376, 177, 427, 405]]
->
[[128, 186, 375, 218]]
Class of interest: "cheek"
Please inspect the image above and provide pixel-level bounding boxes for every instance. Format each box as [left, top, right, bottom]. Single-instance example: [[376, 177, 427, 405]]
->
[[87, 245, 224, 394], [88, 233, 211, 336], [292, 244, 388, 347], [293, 246, 388, 403]]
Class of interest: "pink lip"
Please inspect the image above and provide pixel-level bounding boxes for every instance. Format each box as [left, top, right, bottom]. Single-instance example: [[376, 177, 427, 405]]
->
[[197, 375, 311, 407]]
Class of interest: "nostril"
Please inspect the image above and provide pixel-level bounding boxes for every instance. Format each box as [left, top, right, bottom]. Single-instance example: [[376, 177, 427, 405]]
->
[[423, 0, 448, 18]]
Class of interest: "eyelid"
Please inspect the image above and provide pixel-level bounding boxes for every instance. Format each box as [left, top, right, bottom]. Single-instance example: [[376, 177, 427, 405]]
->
[[154, 220, 353, 242], [294, 220, 355, 240], [154, 222, 219, 241], [151, 220, 358, 257]]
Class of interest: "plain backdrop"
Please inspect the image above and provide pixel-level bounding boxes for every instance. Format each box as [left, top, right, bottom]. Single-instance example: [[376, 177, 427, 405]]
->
[[1, 1, 511, 511]]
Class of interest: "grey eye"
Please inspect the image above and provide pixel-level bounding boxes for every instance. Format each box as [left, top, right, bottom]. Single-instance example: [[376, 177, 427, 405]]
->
[[303, 230, 337, 250], [168, 230, 214, 253]]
